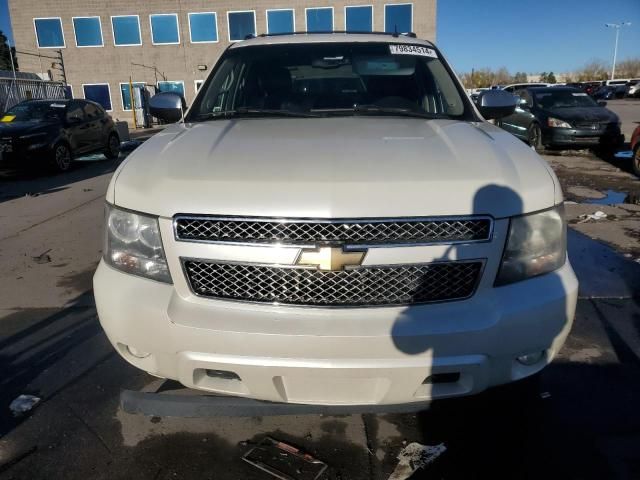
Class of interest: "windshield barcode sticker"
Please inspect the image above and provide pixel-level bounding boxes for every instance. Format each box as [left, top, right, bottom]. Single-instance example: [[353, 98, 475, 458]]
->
[[389, 45, 438, 58]]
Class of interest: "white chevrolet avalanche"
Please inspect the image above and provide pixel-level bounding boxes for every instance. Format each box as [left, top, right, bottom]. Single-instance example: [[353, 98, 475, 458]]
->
[[94, 33, 578, 407]]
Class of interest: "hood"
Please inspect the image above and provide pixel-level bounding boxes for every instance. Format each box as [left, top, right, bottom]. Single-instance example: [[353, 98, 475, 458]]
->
[[110, 117, 557, 219], [0, 120, 52, 137], [542, 106, 618, 123]]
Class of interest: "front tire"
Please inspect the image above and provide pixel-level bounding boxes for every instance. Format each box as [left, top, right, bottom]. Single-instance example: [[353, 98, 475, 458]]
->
[[50, 142, 72, 172], [104, 133, 120, 160], [528, 123, 543, 152], [632, 146, 640, 178]]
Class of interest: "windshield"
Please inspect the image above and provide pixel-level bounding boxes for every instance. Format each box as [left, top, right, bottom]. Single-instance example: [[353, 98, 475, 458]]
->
[[4, 102, 66, 122], [188, 42, 471, 121], [533, 90, 598, 109]]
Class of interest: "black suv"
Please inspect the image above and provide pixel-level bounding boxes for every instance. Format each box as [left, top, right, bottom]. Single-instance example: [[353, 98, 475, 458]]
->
[[0, 99, 120, 172]]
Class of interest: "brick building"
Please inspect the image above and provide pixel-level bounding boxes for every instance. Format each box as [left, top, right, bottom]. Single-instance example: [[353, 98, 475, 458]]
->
[[8, 0, 436, 122]]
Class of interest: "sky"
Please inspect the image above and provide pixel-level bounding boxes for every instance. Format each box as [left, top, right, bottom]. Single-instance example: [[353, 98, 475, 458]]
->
[[0, 0, 638, 74], [437, 0, 640, 74], [0, 0, 12, 45]]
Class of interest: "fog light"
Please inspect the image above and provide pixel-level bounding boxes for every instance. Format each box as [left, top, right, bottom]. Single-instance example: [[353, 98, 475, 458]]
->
[[205, 369, 241, 381], [127, 345, 150, 359], [516, 351, 544, 366]]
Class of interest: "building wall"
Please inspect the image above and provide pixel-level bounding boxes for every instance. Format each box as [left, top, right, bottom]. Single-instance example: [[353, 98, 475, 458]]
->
[[9, 0, 437, 123]]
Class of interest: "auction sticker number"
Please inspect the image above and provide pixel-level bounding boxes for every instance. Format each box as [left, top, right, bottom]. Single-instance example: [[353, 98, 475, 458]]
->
[[389, 44, 438, 58]]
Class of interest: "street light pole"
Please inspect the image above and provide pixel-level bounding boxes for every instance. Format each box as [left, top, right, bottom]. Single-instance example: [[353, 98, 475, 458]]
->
[[605, 22, 631, 80]]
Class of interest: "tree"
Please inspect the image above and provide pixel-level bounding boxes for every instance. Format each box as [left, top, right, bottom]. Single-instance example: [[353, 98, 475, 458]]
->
[[539, 72, 548, 82], [574, 60, 609, 81], [513, 72, 528, 83], [0, 30, 18, 71], [616, 58, 640, 78], [546, 71, 557, 84]]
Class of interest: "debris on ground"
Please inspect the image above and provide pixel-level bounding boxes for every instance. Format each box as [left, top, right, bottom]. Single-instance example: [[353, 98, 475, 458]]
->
[[9, 395, 41, 416], [387, 442, 446, 480], [32, 249, 52, 264], [577, 211, 608, 223], [242, 437, 327, 480]]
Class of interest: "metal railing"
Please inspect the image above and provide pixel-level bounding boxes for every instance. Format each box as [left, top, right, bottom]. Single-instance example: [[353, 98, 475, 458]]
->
[[0, 78, 66, 113]]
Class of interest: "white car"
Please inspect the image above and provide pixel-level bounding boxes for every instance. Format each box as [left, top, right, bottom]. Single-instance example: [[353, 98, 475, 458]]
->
[[94, 33, 578, 409]]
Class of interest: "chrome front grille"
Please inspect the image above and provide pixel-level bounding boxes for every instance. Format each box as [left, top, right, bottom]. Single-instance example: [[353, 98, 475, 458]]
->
[[175, 216, 492, 245], [183, 260, 483, 307]]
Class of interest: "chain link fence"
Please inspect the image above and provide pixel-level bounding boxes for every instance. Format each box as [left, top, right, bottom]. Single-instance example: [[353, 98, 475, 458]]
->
[[1, 78, 67, 114]]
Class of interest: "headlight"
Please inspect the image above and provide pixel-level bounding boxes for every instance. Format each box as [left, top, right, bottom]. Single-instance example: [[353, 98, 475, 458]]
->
[[547, 117, 572, 128], [104, 204, 172, 283], [495, 205, 566, 286]]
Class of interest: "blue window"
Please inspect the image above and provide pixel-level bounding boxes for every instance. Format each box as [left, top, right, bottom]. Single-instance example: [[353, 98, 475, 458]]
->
[[188, 12, 218, 43], [120, 82, 145, 110], [385, 4, 413, 34], [73, 17, 103, 47], [267, 9, 295, 34], [34, 18, 64, 48], [83, 84, 112, 111], [158, 81, 185, 96], [111, 15, 141, 46], [227, 11, 256, 41], [345, 6, 373, 32], [150, 14, 180, 45], [306, 8, 333, 33]]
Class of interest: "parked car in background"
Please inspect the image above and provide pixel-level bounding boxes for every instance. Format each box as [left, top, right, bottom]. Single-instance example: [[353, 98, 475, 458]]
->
[[0, 99, 120, 172], [627, 81, 640, 98], [631, 124, 640, 177], [580, 81, 603, 96], [502, 83, 550, 93], [604, 79, 633, 86], [592, 84, 627, 100], [497, 87, 624, 152]]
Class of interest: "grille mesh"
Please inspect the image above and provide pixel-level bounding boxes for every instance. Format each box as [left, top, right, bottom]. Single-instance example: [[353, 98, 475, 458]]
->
[[175, 217, 491, 245], [184, 260, 482, 307]]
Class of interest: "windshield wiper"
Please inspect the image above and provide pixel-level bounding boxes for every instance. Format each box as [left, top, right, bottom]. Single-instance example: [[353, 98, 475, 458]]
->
[[351, 105, 445, 120], [196, 107, 321, 121], [317, 105, 446, 119]]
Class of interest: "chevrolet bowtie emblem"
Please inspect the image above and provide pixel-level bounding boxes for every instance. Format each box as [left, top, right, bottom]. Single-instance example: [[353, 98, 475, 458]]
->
[[296, 247, 366, 271]]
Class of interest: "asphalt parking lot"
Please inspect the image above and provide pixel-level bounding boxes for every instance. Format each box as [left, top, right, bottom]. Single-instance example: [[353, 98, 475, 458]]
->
[[0, 100, 639, 479]]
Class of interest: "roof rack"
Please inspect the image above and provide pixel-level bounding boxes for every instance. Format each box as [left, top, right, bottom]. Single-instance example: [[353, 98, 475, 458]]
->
[[245, 30, 420, 40]]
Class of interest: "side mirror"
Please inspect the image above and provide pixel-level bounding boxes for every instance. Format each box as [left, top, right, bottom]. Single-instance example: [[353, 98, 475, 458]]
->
[[149, 92, 185, 123], [477, 90, 517, 120], [598, 101, 607, 107], [518, 98, 530, 109], [67, 116, 82, 125]]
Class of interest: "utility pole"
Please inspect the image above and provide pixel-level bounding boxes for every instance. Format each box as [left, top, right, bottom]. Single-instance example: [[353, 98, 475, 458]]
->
[[605, 22, 631, 80]]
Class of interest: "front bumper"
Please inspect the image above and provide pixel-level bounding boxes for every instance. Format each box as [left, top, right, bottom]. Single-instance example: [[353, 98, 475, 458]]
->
[[94, 258, 578, 406], [0, 139, 52, 166], [544, 127, 624, 149]]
